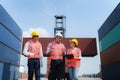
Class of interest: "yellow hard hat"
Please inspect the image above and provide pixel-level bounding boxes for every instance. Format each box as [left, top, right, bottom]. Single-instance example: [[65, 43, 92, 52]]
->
[[31, 31, 39, 37], [69, 39, 78, 46]]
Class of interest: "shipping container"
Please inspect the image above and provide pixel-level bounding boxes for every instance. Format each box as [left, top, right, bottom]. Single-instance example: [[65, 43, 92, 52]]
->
[[99, 22, 120, 52], [0, 5, 22, 80], [98, 3, 120, 80], [98, 3, 120, 40]]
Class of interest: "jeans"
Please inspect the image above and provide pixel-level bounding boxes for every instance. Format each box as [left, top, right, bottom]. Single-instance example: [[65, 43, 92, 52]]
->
[[68, 67, 79, 80], [28, 58, 40, 80]]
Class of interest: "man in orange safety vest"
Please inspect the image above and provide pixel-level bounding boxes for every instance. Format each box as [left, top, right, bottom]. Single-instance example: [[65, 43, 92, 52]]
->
[[46, 32, 66, 80], [23, 31, 43, 80]]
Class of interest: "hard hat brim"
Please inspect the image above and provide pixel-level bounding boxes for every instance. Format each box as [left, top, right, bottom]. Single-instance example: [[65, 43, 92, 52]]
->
[[69, 40, 78, 46]]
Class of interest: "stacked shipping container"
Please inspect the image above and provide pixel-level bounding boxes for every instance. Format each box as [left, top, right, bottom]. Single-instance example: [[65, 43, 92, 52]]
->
[[98, 3, 120, 80], [0, 5, 22, 80]]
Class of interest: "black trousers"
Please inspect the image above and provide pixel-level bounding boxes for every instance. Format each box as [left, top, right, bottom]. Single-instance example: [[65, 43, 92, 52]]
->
[[28, 58, 40, 80], [48, 59, 65, 80]]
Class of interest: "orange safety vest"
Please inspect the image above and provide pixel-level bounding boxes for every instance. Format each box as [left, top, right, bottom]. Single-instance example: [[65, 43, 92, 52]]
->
[[49, 41, 65, 60], [27, 40, 42, 59], [67, 47, 81, 67]]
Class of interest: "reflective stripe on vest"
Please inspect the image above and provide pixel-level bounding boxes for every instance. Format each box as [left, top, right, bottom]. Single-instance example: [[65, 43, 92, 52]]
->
[[67, 48, 81, 67], [27, 40, 41, 59], [50, 42, 63, 60], [67, 60, 80, 67]]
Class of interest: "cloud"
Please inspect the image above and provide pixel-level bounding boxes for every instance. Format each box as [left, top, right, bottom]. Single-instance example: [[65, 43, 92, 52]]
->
[[23, 27, 50, 37]]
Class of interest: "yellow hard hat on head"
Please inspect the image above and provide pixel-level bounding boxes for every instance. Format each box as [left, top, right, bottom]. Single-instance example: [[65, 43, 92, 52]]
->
[[69, 39, 78, 46], [31, 31, 39, 37]]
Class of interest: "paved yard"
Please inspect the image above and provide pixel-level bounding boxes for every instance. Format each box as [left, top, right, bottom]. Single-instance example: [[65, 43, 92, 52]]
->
[[19, 77, 102, 80], [79, 78, 102, 80]]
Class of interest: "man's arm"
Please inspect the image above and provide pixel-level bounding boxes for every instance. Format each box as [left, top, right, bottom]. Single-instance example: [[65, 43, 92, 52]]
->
[[46, 43, 51, 55], [23, 42, 34, 56], [62, 44, 66, 55]]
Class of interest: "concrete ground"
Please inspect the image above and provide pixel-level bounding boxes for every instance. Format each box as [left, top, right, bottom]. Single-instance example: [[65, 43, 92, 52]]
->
[[79, 77, 102, 80], [19, 77, 102, 80], [19, 78, 46, 80]]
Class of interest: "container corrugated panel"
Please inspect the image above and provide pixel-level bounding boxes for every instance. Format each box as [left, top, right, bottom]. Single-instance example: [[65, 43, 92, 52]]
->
[[0, 62, 3, 80], [99, 22, 120, 52], [0, 5, 22, 80], [0, 42, 20, 65], [0, 24, 21, 53], [22, 38, 97, 57], [9, 65, 19, 80], [0, 5, 22, 65], [2, 63, 10, 80], [102, 62, 120, 80], [98, 3, 120, 40], [62, 38, 97, 56], [0, 5, 22, 41], [2, 64, 19, 80], [0, 5, 22, 53], [98, 3, 120, 80], [100, 41, 120, 66]]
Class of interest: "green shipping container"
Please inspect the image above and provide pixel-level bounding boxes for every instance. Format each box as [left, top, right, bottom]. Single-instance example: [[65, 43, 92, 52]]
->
[[99, 22, 120, 52]]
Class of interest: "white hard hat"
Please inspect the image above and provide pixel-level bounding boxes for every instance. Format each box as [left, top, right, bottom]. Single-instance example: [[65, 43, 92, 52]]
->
[[55, 32, 63, 37]]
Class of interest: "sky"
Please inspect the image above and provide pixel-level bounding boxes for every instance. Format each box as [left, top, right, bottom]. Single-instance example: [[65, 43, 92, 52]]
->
[[0, 0, 120, 75]]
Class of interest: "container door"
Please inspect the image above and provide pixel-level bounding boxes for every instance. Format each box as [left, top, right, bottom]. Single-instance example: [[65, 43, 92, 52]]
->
[[2, 63, 10, 80], [0, 62, 4, 80]]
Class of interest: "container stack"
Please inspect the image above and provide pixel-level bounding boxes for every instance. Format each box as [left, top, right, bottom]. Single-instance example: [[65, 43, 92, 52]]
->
[[0, 5, 22, 80], [98, 3, 120, 80]]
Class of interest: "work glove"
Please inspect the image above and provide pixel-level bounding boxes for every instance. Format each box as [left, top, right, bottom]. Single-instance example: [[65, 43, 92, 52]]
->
[[29, 53, 35, 56]]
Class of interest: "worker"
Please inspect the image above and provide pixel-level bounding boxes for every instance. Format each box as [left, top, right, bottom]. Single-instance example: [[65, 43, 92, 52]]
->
[[46, 32, 66, 80], [23, 31, 43, 80], [66, 39, 81, 80]]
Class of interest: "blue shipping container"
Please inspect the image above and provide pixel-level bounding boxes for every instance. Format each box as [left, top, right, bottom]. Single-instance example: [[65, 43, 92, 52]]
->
[[0, 5, 22, 80]]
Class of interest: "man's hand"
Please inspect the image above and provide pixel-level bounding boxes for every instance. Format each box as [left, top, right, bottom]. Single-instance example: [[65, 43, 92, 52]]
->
[[29, 53, 35, 56], [50, 48, 54, 52]]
